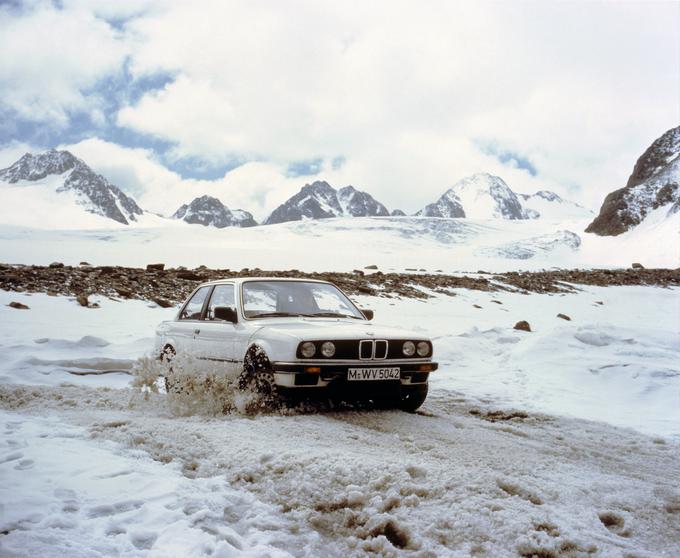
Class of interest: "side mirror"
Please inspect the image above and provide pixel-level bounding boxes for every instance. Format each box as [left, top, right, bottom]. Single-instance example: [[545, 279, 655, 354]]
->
[[361, 309, 374, 321], [214, 306, 238, 323]]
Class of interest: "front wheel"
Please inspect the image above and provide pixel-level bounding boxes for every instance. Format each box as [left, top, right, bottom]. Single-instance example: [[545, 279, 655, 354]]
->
[[239, 346, 278, 398], [398, 384, 428, 412]]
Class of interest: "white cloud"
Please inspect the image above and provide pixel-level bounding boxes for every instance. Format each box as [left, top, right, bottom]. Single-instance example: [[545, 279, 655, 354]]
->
[[0, 1, 131, 126], [61, 138, 313, 220], [1, 0, 678, 213], [114, 0, 678, 209]]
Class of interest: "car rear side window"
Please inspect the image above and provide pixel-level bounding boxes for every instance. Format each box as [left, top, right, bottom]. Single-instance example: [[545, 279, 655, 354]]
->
[[179, 286, 210, 320], [206, 284, 235, 320]]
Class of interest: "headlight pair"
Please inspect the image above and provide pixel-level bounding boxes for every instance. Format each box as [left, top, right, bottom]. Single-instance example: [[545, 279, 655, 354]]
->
[[403, 341, 430, 357], [301, 341, 335, 358]]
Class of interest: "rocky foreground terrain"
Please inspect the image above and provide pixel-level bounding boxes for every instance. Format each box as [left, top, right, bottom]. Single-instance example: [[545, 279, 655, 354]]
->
[[1, 262, 678, 307]]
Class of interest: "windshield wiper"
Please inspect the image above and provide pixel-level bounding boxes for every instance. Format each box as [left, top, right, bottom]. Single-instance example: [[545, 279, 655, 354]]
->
[[303, 312, 362, 319], [250, 312, 304, 318]]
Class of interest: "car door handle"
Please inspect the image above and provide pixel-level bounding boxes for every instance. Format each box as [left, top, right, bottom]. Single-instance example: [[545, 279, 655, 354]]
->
[[194, 329, 200, 335]]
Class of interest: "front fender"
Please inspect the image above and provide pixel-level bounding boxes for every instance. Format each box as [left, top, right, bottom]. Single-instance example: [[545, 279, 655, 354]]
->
[[245, 330, 299, 362]]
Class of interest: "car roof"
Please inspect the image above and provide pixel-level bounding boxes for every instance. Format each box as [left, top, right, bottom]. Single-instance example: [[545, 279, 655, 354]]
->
[[197, 277, 332, 288]]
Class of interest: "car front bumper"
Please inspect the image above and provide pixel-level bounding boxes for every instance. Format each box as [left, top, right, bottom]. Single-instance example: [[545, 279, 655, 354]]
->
[[270, 361, 438, 388]]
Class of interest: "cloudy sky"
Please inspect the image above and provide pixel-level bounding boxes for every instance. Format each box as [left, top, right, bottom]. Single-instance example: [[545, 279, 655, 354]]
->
[[0, 0, 678, 219]]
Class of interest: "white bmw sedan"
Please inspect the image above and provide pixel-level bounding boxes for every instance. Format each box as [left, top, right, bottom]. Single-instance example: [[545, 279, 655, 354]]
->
[[155, 278, 438, 411]]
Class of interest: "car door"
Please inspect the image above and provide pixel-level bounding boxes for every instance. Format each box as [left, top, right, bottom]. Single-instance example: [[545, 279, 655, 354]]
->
[[194, 283, 238, 374], [171, 285, 212, 354]]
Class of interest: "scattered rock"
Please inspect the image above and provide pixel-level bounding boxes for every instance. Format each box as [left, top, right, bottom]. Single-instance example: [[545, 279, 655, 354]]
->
[[76, 293, 89, 307], [557, 313, 571, 321], [146, 263, 165, 272], [364, 264, 378, 270], [153, 298, 174, 308], [632, 262, 644, 269], [595, 301, 604, 305], [79, 261, 91, 266], [491, 300, 503, 305], [473, 304, 482, 309], [49, 262, 64, 268], [8, 301, 29, 310], [514, 320, 531, 332], [176, 270, 202, 281], [114, 287, 133, 298], [0, 265, 678, 308]]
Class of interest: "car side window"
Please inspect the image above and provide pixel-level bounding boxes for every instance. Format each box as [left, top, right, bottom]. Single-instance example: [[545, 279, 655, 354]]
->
[[206, 284, 235, 320], [179, 286, 210, 320]]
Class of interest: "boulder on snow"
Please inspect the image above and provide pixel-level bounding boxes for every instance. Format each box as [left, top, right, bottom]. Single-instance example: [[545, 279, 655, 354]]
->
[[76, 293, 89, 307], [632, 263, 645, 269], [153, 298, 174, 308], [8, 301, 29, 310], [365, 264, 378, 270], [557, 313, 571, 321], [513, 320, 531, 332]]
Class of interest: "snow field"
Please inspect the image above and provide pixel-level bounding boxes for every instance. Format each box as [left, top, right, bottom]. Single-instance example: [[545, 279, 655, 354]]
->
[[1, 388, 679, 557], [0, 211, 678, 272], [1, 286, 679, 556], [356, 285, 680, 438]]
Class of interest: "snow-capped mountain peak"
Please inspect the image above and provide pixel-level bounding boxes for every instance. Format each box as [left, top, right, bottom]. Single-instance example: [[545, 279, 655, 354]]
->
[[0, 149, 143, 226], [264, 181, 388, 225], [172, 195, 256, 228], [417, 173, 527, 219], [519, 190, 592, 221], [337, 185, 389, 217], [0, 149, 80, 183]]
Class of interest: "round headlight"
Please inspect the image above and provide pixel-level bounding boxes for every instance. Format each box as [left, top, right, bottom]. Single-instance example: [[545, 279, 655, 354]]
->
[[301, 342, 316, 358], [416, 341, 430, 357], [402, 341, 416, 356], [321, 341, 336, 357]]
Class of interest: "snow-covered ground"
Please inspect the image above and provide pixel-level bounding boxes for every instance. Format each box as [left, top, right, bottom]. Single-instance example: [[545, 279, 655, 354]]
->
[[1, 285, 679, 556], [0, 213, 678, 272]]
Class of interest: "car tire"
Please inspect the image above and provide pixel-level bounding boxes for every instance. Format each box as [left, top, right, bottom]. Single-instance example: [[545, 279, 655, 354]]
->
[[160, 345, 178, 393], [239, 346, 278, 397], [398, 383, 428, 412]]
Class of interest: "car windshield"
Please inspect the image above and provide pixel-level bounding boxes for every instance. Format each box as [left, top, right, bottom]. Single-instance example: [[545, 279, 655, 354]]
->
[[242, 280, 364, 320]]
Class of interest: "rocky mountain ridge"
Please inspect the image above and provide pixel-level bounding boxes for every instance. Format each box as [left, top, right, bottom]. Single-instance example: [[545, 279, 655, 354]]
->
[[586, 126, 680, 236], [0, 150, 143, 225], [264, 181, 389, 225], [1, 150, 591, 229], [173, 195, 256, 228]]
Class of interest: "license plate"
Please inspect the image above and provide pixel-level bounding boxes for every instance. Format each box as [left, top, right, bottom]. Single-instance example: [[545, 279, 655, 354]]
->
[[347, 367, 401, 381]]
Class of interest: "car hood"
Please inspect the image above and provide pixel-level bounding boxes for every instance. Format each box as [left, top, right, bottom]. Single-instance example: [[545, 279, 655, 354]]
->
[[251, 318, 427, 341]]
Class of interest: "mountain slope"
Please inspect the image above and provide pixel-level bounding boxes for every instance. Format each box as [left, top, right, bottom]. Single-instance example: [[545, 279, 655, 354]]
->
[[519, 190, 593, 221], [264, 181, 388, 225], [0, 150, 143, 225], [418, 173, 528, 219], [586, 126, 680, 236], [173, 195, 256, 228]]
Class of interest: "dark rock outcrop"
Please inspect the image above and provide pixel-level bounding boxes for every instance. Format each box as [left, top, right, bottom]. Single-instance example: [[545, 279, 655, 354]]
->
[[586, 126, 680, 236], [173, 195, 256, 228], [264, 181, 389, 225]]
